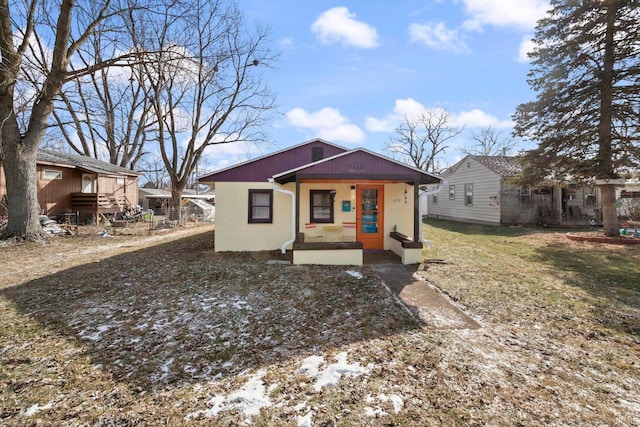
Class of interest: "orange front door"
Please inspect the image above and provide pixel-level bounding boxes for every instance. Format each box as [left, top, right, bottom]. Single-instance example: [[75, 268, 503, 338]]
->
[[356, 185, 384, 249]]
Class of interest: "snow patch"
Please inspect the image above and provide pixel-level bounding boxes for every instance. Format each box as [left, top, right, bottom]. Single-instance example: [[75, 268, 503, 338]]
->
[[297, 411, 313, 427], [345, 270, 363, 279], [23, 401, 53, 417], [186, 369, 271, 423], [300, 352, 371, 391], [79, 324, 111, 341]]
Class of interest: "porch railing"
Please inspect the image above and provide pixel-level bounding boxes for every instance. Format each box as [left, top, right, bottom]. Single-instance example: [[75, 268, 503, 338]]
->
[[71, 192, 126, 215]]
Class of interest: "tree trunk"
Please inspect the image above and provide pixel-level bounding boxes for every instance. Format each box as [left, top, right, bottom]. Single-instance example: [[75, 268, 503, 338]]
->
[[170, 186, 183, 221], [1, 142, 47, 241], [597, 3, 619, 238], [600, 184, 619, 237]]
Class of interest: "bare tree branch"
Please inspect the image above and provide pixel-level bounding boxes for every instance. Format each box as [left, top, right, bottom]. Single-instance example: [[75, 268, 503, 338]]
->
[[386, 110, 463, 173]]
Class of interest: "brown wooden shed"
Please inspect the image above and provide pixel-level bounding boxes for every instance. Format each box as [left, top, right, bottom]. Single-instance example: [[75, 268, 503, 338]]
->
[[0, 149, 140, 223]]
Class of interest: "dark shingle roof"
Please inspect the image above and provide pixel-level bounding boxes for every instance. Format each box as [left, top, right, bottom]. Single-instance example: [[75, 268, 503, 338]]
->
[[472, 156, 521, 177], [38, 149, 140, 176]]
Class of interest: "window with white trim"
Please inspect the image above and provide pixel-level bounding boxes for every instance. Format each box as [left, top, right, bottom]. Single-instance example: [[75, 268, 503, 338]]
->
[[43, 169, 62, 180], [465, 184, 473, 206]]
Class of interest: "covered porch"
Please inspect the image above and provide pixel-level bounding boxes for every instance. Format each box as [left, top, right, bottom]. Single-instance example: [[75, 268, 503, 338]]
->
[[272, 148, 441, 265]]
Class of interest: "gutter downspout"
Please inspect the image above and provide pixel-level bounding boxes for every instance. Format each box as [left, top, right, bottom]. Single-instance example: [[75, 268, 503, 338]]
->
[[418, 180, 447, 250], [269, 178, 296, 254]]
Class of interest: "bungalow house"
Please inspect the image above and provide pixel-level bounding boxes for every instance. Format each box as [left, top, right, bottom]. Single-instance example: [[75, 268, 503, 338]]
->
[[427, 155, 599, 226], [198, 139, 441, 265], [0, 149, 140, 223]]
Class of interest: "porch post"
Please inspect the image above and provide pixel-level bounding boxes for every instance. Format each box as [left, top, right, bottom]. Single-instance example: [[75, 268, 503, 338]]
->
[[295, 179, 301, 242], [413, 180, 420, 242]]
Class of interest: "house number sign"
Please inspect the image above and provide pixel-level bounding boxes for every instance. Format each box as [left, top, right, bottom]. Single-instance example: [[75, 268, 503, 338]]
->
[[348, 163, 365, 171]]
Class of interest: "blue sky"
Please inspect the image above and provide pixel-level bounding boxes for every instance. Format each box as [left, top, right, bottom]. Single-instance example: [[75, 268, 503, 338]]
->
[[203, 0, 551, 172]]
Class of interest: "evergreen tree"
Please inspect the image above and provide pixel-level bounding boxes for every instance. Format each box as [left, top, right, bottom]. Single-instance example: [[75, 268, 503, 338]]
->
[[514, 0, 640, 236]]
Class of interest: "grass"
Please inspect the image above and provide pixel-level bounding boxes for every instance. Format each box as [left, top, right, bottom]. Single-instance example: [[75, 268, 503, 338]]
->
[[1, 221, 639, 426]]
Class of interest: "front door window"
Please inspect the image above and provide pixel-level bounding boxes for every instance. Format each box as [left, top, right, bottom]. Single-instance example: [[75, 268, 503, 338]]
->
[[356, 185, 384, 249], [361, 189, 379, 234]]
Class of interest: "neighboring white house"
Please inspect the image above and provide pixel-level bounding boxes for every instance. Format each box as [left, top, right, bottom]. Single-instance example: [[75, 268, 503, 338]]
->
[[198, 139, 442, 265], [427, 155, 599, 226]]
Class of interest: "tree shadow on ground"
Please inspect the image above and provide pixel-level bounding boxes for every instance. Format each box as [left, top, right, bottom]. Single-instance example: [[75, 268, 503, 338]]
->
[[1, 230, 419, 392], [528, 243, 640, 336]]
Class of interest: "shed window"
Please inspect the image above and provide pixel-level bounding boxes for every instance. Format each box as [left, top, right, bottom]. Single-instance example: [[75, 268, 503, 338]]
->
[[465, 184, 473, 206], [310, 190, 334, 223], [432, 194, 438, 204], [248, 189, 273, 223], [449, 185, 455, 200], [43, 169, 62, 180]]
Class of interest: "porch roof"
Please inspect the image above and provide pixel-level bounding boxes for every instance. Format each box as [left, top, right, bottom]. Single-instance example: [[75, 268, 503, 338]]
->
[[273, 148, 442, 185]]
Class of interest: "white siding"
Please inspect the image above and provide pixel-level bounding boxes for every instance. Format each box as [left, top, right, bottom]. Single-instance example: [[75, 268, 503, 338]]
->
[[427, 157, 502, 225]]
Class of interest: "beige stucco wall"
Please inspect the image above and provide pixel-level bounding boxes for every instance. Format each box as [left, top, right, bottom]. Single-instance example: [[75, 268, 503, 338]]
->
[[383, 183, 415, 247], [215, 182, 295, 252], [299, 182, 415, 250], [293, 249, 363, 265], [298, 183, 357, 234], [216, 181, 418, 252]]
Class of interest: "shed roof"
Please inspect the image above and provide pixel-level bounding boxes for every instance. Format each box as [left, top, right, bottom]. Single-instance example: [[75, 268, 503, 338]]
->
[[38, 149, 140, 177], [139, 188, 215, 199]]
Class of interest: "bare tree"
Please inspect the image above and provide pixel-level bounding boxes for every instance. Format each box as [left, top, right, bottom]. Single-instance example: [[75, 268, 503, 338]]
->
[[137, 154, 169, 189], [386, 110, 463, 173], [0, 0, 139, 240], [46, 25, 155, 170], [463, 126, 519, 156], [136, 0, 276, 215]]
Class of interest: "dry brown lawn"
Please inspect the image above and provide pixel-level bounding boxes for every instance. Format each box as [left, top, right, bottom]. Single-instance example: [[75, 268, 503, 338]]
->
[[1, 220, 639, 426]]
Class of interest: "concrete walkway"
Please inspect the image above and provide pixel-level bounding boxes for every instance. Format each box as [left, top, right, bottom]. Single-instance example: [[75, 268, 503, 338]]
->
[[371, 264, 481, 330]]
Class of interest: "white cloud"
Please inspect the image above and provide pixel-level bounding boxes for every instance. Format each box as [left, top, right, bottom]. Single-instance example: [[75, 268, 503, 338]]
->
[[517, 34, 535, 63], [452, 108, 514, 128], [461, 0, 549, 31], [285, 107, 365, 144], [366, 98, 513, 132], [279, 37, 294, 49], [364, 117, 394, 133], [409, 22, 469, 54], [311, 7, 379, 49], [365, 98, 437, 132]]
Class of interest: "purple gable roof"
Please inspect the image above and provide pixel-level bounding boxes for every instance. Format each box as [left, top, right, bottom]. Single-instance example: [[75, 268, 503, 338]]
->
[[274, 149, 441, 185], [198, 139, 347, 183]]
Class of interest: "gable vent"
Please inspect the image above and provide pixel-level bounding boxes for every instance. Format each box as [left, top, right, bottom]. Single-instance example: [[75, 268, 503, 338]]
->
[[312, 146, 324, 162]]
